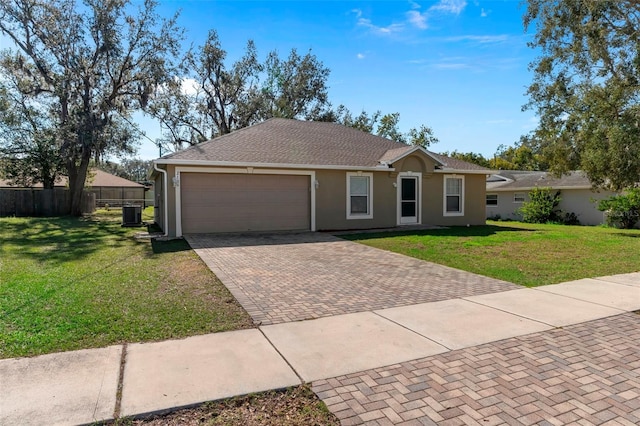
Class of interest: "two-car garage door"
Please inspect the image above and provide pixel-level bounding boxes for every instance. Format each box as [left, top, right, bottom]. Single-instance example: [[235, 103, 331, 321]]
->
[[180, 173, 311, 234]]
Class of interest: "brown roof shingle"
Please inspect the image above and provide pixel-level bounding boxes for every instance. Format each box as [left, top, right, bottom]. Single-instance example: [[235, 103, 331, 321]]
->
[[0, 170, 144, 188], [161, 118, 488, 172], [85, 170, 145, 188], [487, 170, 593, 190]]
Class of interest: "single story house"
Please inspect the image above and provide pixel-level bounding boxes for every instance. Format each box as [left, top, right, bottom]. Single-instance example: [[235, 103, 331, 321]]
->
[[83, 169, 147, 207], [0, 176, 66, 189], [151, 118, 490, 237], [486, 170, 616, 225], [0, 169, 147, 207]]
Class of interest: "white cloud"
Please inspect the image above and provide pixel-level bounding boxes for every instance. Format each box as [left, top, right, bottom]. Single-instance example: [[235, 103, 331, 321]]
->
[[445, 34, 509, 44], [432, 62, 470, 70], [182, 78, 201, 96], [354, 0, 468, 36], [429, 0, 467, 15], [480, 8, 488, 17], [357, 53, 365, 59], [406, 10, 428, 29], [357, 17, 404, 35], [426, 54, 522, 72]]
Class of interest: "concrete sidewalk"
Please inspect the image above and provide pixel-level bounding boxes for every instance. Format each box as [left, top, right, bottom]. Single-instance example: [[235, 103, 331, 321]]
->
[[1, 272, 638, 425]]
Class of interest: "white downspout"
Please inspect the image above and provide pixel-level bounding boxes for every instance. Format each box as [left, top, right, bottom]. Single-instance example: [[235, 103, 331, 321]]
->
[[153, 162, 169, 237]]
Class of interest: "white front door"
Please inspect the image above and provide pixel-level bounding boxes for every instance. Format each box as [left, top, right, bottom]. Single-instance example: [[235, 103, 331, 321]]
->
[[399, 176, 419, 224]]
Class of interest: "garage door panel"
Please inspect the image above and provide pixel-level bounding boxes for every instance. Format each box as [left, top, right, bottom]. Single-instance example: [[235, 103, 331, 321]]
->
[[181, 173, 310, 233]]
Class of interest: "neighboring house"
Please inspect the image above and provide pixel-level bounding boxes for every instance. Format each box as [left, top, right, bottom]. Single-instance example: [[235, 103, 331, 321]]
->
[[151, 118, 490, 237], [0, 169, 147, 207], [486, 170, 616, 225], [84, 170, 147, 207], [0, 177, 66, 189]]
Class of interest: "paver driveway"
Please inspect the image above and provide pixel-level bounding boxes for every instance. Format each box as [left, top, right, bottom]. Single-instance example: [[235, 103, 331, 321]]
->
[[185, 232, 518, 325], [313, 312, 640, 425]]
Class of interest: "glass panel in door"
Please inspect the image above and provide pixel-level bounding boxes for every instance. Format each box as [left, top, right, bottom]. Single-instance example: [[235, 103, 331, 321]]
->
[[400, 177, 418, 224]]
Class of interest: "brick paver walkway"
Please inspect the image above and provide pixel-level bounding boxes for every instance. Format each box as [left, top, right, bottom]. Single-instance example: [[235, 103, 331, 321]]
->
[[313, 313, 640, 425], [185, 233, 517, 325]]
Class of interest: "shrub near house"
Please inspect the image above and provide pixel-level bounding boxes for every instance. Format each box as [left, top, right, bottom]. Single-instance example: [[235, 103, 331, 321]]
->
[[517, 187, 562, 224], [598, 188, 640, 229], [517, 187, 580, 225]]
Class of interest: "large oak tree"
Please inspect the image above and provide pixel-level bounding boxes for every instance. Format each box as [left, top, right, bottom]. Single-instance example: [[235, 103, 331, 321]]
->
[[324, 106, 439, 148], [151, 31, 331, 152], [0, 0, 182, 214], [524, 0, 640, 190]]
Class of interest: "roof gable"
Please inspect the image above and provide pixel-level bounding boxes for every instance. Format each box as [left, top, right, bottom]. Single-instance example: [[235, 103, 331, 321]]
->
[[379, 145, 445, 168], [159, 118, 487, 172], [162, 118, 403, 167]]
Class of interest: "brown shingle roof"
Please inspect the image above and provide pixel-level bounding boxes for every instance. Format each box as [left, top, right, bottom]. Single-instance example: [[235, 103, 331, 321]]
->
[[0, 170, 144, 188], [487, 170, 593, 191], [85, 170, 145, 188], [0, 176, 66, 188], [378, 146, 414, 163], [429, 152, 492, 172], [161, 118, 488, 172]]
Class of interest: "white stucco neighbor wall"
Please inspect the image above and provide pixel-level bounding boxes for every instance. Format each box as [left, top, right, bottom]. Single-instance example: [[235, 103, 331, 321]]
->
[[486, 188, 617, 226], [486, 191, 528, 221], [558, 189, 614, 226]]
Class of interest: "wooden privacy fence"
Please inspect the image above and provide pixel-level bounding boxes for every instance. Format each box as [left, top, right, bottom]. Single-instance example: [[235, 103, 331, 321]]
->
[[0, 189, 95, 217]]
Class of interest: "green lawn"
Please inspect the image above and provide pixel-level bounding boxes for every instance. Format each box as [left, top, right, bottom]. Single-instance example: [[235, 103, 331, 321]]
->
[[344, 221, 640, 287], [0, 208, 253, 359]]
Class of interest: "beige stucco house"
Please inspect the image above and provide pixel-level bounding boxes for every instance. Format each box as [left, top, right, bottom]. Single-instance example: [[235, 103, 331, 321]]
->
[[486, 170, 616, 225], [151, 118, 490, 237]]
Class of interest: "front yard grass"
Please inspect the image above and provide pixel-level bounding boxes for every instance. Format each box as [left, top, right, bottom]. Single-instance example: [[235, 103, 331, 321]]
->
[[0, 208, 253, 359], [344, 221, 640, 287]]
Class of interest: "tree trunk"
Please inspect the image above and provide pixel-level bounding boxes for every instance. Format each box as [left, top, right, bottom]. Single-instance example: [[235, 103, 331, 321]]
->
[[67, 150, 92, 216], [42, 178, 55, 190]]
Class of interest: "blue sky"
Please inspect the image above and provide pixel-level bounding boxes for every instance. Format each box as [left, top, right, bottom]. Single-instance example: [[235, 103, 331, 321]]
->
[[136, 0, 538, 160], [3, 0, 539, 160]]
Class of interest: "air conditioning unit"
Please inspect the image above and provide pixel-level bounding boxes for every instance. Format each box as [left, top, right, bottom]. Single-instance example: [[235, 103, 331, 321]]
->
[[122, 205, 142, 227]]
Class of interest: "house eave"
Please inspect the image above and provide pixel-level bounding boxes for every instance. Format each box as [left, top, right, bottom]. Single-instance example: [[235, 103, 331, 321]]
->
[[384, 145, 445, 166], [152, 159, 396, 172], [435, 169, 492, 175], [487, 185, 593, 192]]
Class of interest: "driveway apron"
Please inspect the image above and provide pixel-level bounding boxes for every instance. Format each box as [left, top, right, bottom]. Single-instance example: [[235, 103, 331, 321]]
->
[[313, 312, 640, 425], [185, 232, 518, 325]]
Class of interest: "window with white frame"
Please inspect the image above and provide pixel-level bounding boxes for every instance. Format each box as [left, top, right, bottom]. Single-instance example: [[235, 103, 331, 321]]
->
[[347, 172, 373, 219], [514, 193, 525, 203], [443, 175, 464, 216], [486, 194, 498, 206]]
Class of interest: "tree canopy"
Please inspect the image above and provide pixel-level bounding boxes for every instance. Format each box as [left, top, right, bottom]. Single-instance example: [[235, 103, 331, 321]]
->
[[440, 141, 547, 171], [150, 31, 331, 151], [97, 158, 153, 183], [0, 81, 65, 188], [0, 0, 182, 214], [0, 0, 441, 207], [325, 106, 439, 148], [523, 0, 640, 190]]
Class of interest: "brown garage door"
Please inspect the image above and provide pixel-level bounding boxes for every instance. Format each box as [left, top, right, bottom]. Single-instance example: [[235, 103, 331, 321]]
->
[[180, 173, 310, 233]]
